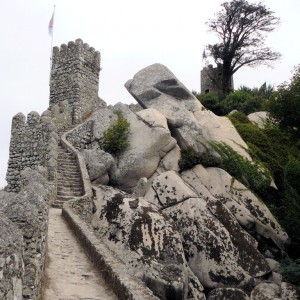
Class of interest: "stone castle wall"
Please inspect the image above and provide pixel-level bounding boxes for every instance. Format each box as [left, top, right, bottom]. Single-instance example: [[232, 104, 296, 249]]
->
[[50, 39, 103, 124], [5, 112, 57, 193]]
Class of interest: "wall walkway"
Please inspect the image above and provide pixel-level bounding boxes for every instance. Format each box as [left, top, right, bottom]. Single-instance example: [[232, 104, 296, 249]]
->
[[42, 208, 117, 300]]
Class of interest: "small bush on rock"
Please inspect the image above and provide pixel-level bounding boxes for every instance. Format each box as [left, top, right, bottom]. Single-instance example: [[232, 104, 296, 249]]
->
[[99, 110, 130, 154], [178, 146, 217, 172]]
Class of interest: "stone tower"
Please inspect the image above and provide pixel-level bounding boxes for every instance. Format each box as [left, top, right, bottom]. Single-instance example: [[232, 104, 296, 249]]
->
[[201, 64, 234, 94], [49, 38, 101, 124]]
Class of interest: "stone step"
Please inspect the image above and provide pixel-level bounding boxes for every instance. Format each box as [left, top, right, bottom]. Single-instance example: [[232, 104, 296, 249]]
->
[[57, 155, 74, 159], [57, 182, 82, 188], [58, 168, 80, 172], [57, 168, 80, 173], [57, 159, 77, 163], [57, 174, 81, 178], [57, 163, 78, 168], [57, 166, 79, 171], [57, 175, 81, 181], [56, 195, 74, 201], [57, 184, 82, 189], [57, 160, 78, 164], [58, 191, 82, 197], [57, 188, 82, 193], [57, 156, 76, 161], [51, 201, 64, 208]]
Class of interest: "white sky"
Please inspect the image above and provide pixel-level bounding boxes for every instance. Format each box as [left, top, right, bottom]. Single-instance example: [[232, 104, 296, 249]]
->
[[0, 0, 299, 188]]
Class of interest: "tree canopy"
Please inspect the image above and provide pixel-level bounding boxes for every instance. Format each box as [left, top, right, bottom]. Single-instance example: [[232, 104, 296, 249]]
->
[[205, 0, 281, 95], [266, 65, 300, 137]]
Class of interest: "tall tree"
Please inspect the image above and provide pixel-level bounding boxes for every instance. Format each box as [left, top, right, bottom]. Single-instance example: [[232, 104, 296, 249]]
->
[[205, 0, 280, 96]]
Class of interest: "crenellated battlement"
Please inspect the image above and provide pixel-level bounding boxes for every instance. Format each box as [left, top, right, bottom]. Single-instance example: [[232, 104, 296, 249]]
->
[[52, 39, 100, 75], [50, 39, 103, 124], [6, 111, 57, 192]]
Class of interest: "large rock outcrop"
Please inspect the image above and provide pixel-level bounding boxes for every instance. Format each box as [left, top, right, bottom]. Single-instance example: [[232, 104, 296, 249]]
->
[[125, 63, 250, 161], [91, 185, 205, 300], [66, 63, 296, 299]]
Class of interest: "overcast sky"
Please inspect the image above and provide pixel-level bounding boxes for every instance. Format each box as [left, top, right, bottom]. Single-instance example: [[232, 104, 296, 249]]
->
[[0, 0, 299, 188]]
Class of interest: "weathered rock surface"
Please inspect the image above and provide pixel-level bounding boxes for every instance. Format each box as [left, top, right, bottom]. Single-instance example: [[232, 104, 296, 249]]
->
[[91, 185, 205, 300], [0, 215, 24, 300], [165, 197, 263, 289], [125, 63, 250, 160], [82, 148, 115, 184], [251, 282, 281, 300], [110, 103, 177, 191], [136, 108, 169, 130], [144, 170, 198, 208], [248, 111, 268, 129], [280, 282, 300, 299], [207, 287, 250, 300], [181, 165, 290, 251]]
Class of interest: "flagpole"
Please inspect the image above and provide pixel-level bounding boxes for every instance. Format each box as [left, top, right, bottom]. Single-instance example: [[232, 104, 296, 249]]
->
[[49, 5, 56, 84]]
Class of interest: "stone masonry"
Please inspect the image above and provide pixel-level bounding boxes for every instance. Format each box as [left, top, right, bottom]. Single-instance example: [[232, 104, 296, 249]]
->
[[5, 112, 57, 193], [201, 64, 234, 94], [50, 38, 103, 124]]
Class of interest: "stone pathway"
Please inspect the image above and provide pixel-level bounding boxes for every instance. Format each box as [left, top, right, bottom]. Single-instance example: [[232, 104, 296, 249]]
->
[[42, 208, 117, 300]]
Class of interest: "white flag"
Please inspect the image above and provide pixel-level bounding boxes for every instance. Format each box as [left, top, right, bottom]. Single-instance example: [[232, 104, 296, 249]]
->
[[48, 11, 54, 36]]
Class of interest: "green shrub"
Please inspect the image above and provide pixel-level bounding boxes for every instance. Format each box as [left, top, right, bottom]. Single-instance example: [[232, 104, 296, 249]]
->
[[285, 157, 300, 194], [280, 257, 300, 288], [228, 112, 284, 186], [99, 110, 130, 154], [227, 110, 300, 258], [178, 146, 218, 172], [228, 111, 252, 125], [195, 91, 227, 115], [211, 142, 272, 194], [194, 86, 270, 116]]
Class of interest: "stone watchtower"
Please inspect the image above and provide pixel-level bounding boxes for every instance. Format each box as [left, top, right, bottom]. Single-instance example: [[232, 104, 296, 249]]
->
[[49, 39, 101, 124], [201, 64, 234, 94]]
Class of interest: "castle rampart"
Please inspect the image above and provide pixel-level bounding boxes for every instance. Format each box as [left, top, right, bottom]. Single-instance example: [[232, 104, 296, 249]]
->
[[5, 112, 57, 193]]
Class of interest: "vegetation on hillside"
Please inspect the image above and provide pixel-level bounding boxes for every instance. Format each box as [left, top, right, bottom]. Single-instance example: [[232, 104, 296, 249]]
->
[[193, 84, 273, 116], [228, 110, 300, 259]]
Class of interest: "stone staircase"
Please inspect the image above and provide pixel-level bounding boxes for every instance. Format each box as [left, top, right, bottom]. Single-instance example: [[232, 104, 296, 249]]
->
[[52, 127, 84, 208]]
